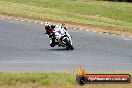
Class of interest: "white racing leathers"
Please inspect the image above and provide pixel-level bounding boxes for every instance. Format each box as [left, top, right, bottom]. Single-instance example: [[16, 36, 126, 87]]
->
[[53, 25, 74, 50]]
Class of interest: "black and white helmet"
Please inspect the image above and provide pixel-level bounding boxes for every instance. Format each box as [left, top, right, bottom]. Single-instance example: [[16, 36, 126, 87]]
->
[[45, 22, 51, 30]]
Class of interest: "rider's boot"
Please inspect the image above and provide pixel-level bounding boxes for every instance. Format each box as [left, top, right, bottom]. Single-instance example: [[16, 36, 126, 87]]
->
[[50, 38, 56, 47]]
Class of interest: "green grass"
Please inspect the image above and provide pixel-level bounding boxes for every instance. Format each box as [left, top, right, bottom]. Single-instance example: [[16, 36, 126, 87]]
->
[[0, 0, 132, 32], [0, 72, 75, 86], [0, 72, 131, 88]]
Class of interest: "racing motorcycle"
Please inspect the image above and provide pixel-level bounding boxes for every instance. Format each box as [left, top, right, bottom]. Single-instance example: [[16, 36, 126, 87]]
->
[[52, 25, 74, 50]]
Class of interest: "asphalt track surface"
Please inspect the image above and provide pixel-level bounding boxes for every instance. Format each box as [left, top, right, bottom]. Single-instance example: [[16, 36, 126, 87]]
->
[[0, 17, 132, 72]]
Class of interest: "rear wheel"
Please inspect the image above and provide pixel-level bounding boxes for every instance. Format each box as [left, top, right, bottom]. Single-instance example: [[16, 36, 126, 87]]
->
[[63, 39, 74, 50]]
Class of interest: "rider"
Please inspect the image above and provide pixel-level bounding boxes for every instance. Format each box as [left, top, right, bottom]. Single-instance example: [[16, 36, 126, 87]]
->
[[44, 22, 56, 47], [44, 22, 67, 47]]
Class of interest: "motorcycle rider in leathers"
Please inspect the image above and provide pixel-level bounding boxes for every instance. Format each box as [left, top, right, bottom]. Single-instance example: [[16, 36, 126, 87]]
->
[[44, 22, 67, 47]]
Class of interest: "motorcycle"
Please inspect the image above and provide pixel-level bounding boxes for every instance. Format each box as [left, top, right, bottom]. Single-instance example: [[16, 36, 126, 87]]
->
[[52, 25, 74, 50]]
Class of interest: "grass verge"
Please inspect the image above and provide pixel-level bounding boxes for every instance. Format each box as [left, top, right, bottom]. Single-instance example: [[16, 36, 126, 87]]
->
[[0, 0, 132, 35], [0, 72, 131, 88]]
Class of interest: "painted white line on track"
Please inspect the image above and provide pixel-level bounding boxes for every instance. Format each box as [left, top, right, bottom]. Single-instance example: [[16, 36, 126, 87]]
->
[[112, 34, 116, 35], [34, 22, 37, 24], [105, 33, 109, 34], [121, 35, 125, 36], [86, 30, 90, 32], [40, 22, 43, 24], [99, 32, 102, 33], [93, 31, 97, 32], [73, 28, 76, 29]]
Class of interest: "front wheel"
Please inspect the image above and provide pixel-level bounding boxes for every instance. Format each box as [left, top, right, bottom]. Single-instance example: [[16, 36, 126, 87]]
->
[[63, 39, 74, 50]]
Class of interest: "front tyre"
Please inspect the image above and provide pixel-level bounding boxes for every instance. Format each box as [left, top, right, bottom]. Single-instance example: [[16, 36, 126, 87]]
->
[[63, 39, 74, 50]]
